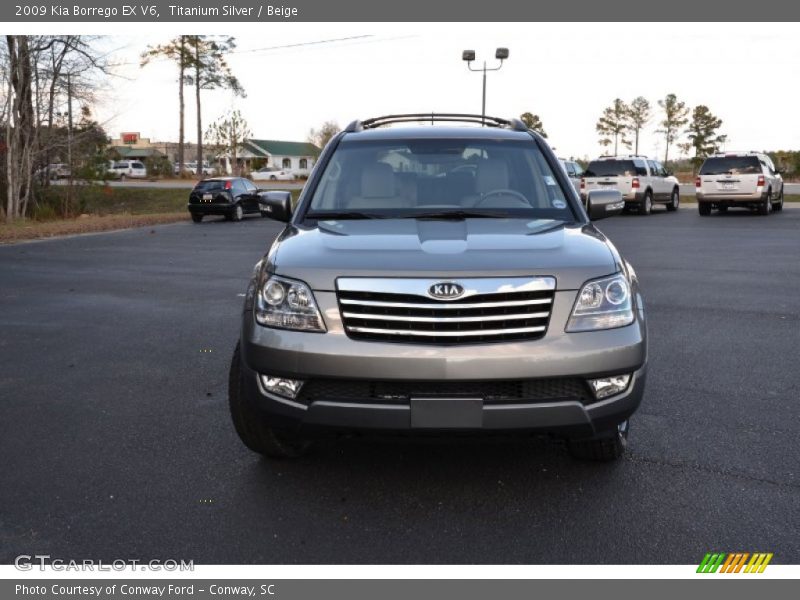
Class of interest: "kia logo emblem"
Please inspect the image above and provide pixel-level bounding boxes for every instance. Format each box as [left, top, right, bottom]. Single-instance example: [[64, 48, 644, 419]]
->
[[428, 282, 465, 300]]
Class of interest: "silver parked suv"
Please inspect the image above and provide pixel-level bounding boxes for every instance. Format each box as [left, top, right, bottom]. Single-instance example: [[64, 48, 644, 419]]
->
[[696, 152, 784, 215], [582, 155, 680, 215], [230, 114, 647, 462]]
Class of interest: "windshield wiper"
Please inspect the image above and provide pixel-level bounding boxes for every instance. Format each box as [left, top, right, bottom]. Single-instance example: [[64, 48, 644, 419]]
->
[[401, 210, 508, 220], [305, 210, 388, 220]]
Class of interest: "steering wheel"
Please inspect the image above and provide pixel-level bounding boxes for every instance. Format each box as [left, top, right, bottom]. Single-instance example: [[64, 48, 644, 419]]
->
[[475, 188, 529, 207]]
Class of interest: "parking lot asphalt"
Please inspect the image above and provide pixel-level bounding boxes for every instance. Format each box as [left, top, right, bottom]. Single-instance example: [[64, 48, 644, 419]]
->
[[1, 205, 798, 565]]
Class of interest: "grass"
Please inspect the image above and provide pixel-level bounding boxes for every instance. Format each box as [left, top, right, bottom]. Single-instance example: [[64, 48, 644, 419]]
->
[[0, 184, 304, 244]]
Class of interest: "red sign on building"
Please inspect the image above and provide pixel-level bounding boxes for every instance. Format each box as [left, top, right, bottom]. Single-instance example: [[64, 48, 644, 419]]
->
[[121, 132, 139, 145]]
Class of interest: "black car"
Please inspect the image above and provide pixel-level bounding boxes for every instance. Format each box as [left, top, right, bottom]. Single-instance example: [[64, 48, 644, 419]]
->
[[187, 177, 265, 223]]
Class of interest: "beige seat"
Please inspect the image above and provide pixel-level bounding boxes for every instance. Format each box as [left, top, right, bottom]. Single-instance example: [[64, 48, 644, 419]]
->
[[463, 159, 531, 208], [347, 163, 414, 210]]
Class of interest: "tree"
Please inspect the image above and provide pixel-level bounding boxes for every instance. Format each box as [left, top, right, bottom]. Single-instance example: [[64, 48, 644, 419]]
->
[[596, 99, 630, 155], [686, 105, 727, 171], [626, 96, 650, 155], [655, 93, 689, 166], [307, 120, 340, 150], [205, 109, 251, 176], [520, 112, 547, 138], [185, 36, 244, 174], [141, 36, 192, 176]]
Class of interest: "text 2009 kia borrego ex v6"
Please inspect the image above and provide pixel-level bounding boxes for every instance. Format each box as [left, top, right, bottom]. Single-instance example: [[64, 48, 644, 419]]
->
[[230, 114, 646, 462]]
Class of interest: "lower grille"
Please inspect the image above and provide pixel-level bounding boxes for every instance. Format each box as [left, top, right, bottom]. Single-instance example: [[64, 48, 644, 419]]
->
[[297, 378, 592, 405], [337, 277, 556, 345]]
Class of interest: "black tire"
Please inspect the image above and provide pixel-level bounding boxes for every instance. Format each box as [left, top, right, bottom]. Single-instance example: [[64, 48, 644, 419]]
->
[[191, 213, 203, 223], [120, 174, 126, 182], [232, 204, 244, 221], [270, 175, 277, 181], [228, 344, 313, 458], [567, 420, 629, 462], [639, 191, 652, 215], [698, 203, 711, 216], [758, 190, 771, 216], [773, 187, 784, 212], [666, 188, 679, 212]]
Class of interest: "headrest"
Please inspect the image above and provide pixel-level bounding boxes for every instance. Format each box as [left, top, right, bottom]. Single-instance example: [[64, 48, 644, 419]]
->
[[360, 163, 396, 198], [476, 159, 509, 193]]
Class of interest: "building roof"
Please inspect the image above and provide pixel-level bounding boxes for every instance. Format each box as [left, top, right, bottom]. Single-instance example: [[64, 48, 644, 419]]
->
[[245, 139, 321, 158], [110, 146, 165, 159]]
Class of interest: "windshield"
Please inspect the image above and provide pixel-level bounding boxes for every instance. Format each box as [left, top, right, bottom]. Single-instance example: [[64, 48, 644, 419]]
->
[[700, 156, 761, 175], [584, 160, 638, 177], [304, 138, 574, 220]]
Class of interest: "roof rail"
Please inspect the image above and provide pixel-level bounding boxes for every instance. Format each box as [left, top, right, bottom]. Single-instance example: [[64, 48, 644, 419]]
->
[[345, 113, 528, 133]]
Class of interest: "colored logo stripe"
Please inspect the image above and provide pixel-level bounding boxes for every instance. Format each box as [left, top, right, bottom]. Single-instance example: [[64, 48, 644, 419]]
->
[[697, 552, 773, 573]]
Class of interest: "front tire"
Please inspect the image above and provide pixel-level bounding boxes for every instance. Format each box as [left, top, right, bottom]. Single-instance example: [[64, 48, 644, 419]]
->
[[228, 344, 313, 458], [758, 189, 772, 215], [232, 204, 244, 221], [567, 420, 629, 462], [773, 187, 784, 212], [639, 191, 652, 215], [666, 188, 679, 212]]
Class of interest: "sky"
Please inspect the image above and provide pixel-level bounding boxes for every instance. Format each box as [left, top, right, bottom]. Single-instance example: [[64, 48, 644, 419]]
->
[[80, 22, 800, 160]]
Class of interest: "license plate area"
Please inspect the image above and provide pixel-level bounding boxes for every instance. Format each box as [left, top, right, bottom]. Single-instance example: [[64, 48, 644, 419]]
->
[[202, 193, 213, 201], [410, 398, 483, 429], [720, 182, 736, 190]]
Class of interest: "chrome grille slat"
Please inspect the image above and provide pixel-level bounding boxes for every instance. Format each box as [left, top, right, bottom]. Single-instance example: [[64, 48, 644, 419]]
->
[[342, 311, 550, 323], [337, 277, 555, 345], [339, 297, 552, 309], [347, 325, 547, 337]]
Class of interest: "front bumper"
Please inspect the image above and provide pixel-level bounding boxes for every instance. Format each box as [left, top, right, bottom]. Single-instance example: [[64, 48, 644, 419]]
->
[[239, 289, 647, 436]]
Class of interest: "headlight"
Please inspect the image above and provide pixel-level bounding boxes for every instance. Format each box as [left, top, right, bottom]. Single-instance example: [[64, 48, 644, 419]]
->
[[255, 274, 326, 332], [566, 273, 634, 332]]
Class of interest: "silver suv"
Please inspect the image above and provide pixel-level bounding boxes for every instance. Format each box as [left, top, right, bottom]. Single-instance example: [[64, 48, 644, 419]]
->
[[582, 155, 680, 215], [230, 114, 647, 462], [696, 152, 784, 215]]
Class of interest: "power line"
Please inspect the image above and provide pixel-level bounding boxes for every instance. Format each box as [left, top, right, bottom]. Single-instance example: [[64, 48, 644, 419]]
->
[[234, 35, 374, 54]]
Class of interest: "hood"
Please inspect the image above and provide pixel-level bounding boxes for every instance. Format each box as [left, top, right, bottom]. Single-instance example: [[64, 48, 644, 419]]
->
[[271, 219, 618, 291]]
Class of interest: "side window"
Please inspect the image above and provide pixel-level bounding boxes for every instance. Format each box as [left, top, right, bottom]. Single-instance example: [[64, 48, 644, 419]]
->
[[634, 160, 648, 176], [654, 161, 665, 177], [647, 161, 658, 176], [244, 180, 257, 193], [232, 179, 246, 196], [571, 162, 583, 177]]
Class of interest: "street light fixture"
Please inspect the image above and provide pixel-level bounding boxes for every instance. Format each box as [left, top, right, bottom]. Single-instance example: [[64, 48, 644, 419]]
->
[[462, 47, 509, 125]]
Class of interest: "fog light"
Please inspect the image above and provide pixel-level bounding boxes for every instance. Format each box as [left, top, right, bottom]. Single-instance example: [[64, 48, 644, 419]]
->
[[259, 375, 304, 399], [588, 374, 631, 399]]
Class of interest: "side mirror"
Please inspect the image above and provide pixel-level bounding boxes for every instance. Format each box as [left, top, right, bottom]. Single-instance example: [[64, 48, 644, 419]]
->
[[586, 189, 624, 220], [258, 190, 292, 222]]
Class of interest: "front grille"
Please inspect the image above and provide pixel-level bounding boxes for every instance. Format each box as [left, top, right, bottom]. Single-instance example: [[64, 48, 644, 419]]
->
[[297, 378, 591, 405], [337, 277, 556, 345]]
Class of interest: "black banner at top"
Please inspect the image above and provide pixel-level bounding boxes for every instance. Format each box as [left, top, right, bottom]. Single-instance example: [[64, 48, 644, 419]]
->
[[3, 0, 798, 22]]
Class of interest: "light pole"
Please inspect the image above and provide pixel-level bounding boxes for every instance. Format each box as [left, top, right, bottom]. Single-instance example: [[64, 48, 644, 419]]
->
[[462, 48, 509, 125]]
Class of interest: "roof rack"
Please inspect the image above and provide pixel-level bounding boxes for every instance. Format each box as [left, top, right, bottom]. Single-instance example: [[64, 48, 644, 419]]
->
[[345, 113, 529, 133]]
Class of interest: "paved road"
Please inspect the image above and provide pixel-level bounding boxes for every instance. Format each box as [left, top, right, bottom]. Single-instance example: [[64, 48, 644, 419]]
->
[[1, 206, 798, 564]]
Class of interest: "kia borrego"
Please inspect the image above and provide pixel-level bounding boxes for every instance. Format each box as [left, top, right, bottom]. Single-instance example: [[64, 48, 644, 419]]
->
[[230, 113, 646, 462]]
